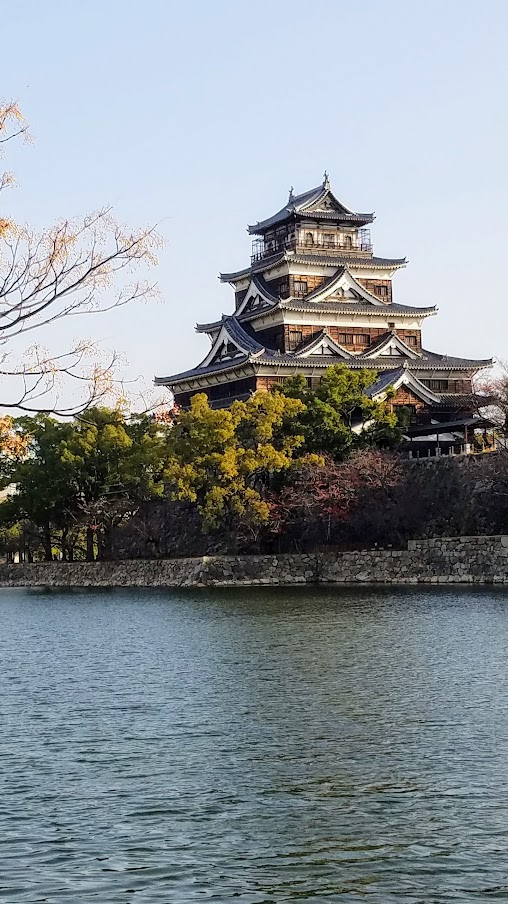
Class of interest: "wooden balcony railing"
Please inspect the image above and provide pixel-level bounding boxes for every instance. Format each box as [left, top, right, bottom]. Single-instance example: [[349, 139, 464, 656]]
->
[[251, 237, 373, 264]]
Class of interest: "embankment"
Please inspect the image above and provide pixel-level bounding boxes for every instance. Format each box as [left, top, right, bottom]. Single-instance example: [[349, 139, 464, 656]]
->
[[2, 536, 508, 587]]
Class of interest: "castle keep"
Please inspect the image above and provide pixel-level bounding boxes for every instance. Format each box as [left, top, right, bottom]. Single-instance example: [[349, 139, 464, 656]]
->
[[156, 176, 491, 440]]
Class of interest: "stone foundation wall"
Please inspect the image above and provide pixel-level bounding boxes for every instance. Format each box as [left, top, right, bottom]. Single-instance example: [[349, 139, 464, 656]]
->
[[1, 536, 508, 587]]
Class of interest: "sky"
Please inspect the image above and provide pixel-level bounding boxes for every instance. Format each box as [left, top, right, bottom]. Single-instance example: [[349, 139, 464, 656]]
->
[[2, 0, 508, 405]]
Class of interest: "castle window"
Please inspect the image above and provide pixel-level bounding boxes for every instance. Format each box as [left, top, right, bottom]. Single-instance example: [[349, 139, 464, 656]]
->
[[293, 279, 308, 296], [375, 285, 389, 296], [405, 335, 417, 346], [345, 235, 352, 249], [288, 329, 303, 349], [305, 232, 314, 246], [428, 379, 449, 392], [353, 334, 370, 345], [338, 333, 353, 345], [322, 234, 335, 248]]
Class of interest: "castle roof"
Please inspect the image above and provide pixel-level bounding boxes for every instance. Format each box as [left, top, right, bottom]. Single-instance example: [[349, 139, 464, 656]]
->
[[155, 316, 492, 388], [247, 177, 374, 234], [277, 298, 435, 317], [196, 299, 436, 336], [220, 252, 406, 283]]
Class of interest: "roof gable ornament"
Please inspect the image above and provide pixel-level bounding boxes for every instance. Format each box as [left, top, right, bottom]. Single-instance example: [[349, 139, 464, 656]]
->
[[366, 367, 440, 405], [200, 318, 265, 368], [304, 267, 385, 306], [247, 180, 374, 234], [235, 276, 279, 317], [362, 331, 422, 360], [295, 329, 353, 360]]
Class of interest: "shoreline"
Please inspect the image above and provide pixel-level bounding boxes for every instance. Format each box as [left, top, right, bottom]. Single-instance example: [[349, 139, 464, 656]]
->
[[1, 536, 508, 587]]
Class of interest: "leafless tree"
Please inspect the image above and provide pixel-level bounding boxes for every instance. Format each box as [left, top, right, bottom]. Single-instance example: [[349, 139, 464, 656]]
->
[[0, 101, 162, 416]]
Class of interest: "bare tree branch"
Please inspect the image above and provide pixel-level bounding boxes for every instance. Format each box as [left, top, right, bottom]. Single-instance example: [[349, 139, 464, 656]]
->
[[0, 100, 162, 417]]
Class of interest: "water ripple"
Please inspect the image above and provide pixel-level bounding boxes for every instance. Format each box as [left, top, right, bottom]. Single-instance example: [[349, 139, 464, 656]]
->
[[1, 585, 508, 902]]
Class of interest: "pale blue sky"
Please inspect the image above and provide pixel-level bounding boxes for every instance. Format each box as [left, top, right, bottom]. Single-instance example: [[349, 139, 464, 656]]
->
[[2, 0, 508, 399]]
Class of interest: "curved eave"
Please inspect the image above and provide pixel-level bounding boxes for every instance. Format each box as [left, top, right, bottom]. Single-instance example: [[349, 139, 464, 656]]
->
[[154, 355, 255, 387], [196, 320, 224, 333], [247, 212, 374, 234], [421, 350, 493, 369], [220, 254, 407, 283], [250, 355, 492, 371], [280, 300, 436, 317]]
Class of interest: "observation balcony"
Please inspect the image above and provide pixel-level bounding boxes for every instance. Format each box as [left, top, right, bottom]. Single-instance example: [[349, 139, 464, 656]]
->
[[251, 229, 373, 264]]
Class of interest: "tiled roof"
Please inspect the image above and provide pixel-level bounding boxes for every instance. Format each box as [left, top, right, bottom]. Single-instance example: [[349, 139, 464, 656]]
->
[[434, 393, 492, 407], [156, 318, 492, 388], [405, 416, 495, 437], [196, 317, 225, 333], [223, 316, 265, 354], [155, 354, 251, 385], [280, 299, 436, 316], [198, 297, 435, 334], [247, 182, 373, 234], [251, 353, 491, 371], [420, 349, 493, 367], [364, 367, 405, 397], [156, 352, 489, 388], [220, 252, 406, 282]]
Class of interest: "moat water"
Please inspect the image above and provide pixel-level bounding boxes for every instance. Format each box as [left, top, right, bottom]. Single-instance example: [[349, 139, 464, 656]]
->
[[1, 586, 508, 903]]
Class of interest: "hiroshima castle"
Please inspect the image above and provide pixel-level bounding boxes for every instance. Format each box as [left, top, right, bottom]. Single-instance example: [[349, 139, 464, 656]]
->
[[156, 175, 492, 448]]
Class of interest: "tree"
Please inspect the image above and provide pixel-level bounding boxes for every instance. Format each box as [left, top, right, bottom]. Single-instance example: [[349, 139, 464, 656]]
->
[[164, 391, 312, 535], [0, 408, 171, 561], [0, 101, 161, 416], [0, 415, 77, 559], [269, 450, 403, 550], [274, 365, 401, 458], [474, 364, 508, 441]]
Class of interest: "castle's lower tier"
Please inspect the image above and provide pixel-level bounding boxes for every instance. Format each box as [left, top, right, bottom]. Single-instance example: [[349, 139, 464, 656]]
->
[[169, 360, 485, 429]]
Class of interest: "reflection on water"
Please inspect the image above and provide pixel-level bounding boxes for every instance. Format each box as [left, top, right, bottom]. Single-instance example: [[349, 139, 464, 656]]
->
[[1, 586, 508, 902]]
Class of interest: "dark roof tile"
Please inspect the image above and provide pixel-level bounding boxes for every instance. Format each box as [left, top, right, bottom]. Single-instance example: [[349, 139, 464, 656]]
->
[[220, 252, 406, 282], [247, 183, 374, 234]]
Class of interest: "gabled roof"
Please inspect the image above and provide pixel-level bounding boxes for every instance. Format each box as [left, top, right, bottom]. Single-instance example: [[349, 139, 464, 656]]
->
[[155, 315, 492, 389], [365, 366, 440, 405], [198, 316, 265, 369], [304, 267, 385, 306], [247, 177, 374, 235], [294, 329, 353, 360], [235, 275, 278, 317], [362, 331, 422, 359]]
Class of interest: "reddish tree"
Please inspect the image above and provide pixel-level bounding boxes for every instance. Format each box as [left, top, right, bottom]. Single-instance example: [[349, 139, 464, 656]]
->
[[269, 451, 403, 548]]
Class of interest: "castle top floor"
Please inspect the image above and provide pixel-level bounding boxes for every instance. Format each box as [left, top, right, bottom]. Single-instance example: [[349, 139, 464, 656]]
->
[[248, 174, 376, 265]]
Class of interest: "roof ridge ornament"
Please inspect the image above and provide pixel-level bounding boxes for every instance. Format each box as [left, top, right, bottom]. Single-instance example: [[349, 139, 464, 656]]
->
[[288, 185, 294, 202], [323, 170, 330, 190]]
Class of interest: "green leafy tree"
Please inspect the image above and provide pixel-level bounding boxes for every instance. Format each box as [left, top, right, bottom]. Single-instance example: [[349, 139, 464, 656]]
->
[[164, 391, 312, 534], [58, 408, 170, 559], [274, 365, 401, 458], [0, 416, 78, 559], [0, 408, 171, 561]]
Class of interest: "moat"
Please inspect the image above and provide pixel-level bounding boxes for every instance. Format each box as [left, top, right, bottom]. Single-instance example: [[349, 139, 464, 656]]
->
[[1, 586, 508, 902]]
